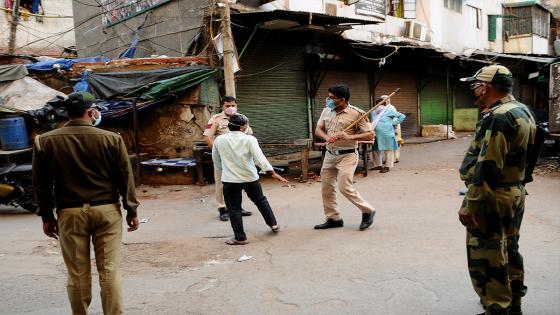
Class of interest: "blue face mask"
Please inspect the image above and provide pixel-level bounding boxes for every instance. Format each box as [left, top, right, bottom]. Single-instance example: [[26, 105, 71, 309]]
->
[[93, 111, 102, 126], [326, 98, 336, 109]]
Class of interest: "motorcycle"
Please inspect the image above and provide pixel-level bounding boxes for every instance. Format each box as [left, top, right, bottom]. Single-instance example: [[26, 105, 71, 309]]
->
[[0, 163, 37, 213]]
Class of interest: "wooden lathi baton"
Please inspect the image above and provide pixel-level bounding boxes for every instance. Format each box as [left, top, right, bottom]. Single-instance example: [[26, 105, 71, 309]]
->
[[342, 87, 401, 133]]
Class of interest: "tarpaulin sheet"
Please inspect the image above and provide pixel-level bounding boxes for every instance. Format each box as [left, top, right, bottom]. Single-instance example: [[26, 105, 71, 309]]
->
[[0, 77, 66, 111], [97, 97, 172, 120], [0, 64, 29, 82], [87, 67, 207, 100], [127, 68, 218, 100], [26, 56, 110, 72]]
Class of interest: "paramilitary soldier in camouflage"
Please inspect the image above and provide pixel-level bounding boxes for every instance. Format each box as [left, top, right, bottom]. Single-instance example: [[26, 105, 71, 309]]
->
[[459, 65, 536, 315]]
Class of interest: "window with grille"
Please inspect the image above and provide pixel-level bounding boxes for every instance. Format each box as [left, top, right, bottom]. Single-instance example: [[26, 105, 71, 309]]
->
[[444, 0, 462, 14], [467, 5, 482, 30], [388, 0, 416, 19], [503, 6, 532, 35], [533, 7, 550, 38], [503, 5, 549, 38]]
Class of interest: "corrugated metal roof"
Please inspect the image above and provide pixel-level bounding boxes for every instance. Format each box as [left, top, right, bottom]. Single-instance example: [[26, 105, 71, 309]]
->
[[464, 50, 557, 64], [232, 9, 383, 26]]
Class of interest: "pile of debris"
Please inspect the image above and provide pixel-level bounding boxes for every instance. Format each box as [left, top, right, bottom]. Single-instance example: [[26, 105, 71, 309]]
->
[[534, 159, 560, 177]]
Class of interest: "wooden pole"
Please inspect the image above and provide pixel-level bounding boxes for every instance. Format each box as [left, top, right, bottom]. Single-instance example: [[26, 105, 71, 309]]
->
[[132, 99, 142, 186], [8, 0, 21, 54], [220, 0, 236, 97], [342, 88, 401, 133]]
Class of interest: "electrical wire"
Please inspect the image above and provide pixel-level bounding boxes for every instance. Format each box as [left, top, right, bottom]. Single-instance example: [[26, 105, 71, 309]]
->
[[14, 0, 210, 55], [12, 26, 66, 55], [234, 61, 286, 78], [72, 0, 102, 7], [0, 6, 72, 18], [349, 46, 399, 62], [15, 0, 166, 50]]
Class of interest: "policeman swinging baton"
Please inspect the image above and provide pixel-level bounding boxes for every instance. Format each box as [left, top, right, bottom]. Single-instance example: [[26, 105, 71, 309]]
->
[[342, 87, 401, 133]]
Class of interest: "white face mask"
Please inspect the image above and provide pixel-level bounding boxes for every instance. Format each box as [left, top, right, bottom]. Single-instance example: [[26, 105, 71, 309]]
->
[[91, 109, 102, 126]]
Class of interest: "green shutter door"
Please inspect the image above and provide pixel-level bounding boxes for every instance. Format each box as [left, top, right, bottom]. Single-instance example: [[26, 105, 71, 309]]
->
[[236, 33, 308, 153], [488, 15, 497, 41], [419, 76, 451, 125]]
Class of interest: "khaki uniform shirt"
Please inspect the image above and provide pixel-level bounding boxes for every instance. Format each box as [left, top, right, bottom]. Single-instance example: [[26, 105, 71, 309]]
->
[[317, 104, 373, 151], [33, 120, 139, 222], [203, 112, 253, 138]]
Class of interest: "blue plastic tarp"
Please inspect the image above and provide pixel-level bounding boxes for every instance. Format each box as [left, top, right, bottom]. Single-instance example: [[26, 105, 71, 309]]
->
[[73, 71, 90, 92], [26, 56, 110, 72], [118, 36, 139, 59]]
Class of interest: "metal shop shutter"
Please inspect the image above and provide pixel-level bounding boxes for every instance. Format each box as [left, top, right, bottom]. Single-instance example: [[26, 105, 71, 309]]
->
[[236, 37, 308, 153], [312, 71, 371, 129], [374, 70, 418, 136], [419, 76, 452, 125]]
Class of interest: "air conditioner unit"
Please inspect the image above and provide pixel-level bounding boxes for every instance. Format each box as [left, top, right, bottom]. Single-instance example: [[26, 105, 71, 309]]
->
[[404, 20, 427, 41]]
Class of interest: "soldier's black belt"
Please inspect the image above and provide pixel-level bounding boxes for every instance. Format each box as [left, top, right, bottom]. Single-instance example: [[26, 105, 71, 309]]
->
[[493, 182, 522, 189], [58, 199, 118, 209], [327, 148, 357, 155]]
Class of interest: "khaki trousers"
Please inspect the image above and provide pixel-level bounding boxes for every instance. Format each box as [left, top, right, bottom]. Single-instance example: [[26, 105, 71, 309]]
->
[[58, 203, 123, 315], [321, 152, 375, 220], [214, 167, 226, 209], [373, 150, 395, 168]]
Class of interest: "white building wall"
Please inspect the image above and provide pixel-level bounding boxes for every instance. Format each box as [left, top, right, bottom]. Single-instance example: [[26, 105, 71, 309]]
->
[[426, 0, 503, 55], [533, 35, 550, 54], [259, 1, 560, 56], [0, 0, 75, 56]]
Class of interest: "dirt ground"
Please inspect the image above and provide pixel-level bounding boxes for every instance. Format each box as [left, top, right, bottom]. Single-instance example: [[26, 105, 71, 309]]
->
[[1, 136, 559, 315]]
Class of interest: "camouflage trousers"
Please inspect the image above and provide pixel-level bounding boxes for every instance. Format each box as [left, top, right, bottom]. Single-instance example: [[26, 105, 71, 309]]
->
[[464, 185, 528, 314]]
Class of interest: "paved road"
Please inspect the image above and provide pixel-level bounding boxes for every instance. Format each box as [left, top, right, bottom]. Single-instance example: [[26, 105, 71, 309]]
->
[[1, 136, 558, 314]]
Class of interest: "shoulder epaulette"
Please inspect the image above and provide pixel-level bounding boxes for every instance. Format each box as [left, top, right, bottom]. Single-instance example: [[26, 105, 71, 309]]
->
[[349, 105, 365, 114]]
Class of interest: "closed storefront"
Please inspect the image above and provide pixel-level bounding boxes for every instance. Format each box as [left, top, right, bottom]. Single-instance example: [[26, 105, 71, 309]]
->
[[312, 71, 371, 129], [374, 69, 419, 136], [419, 76, 452, 125], [453, 83, 477, 131], [236, 32, 309, 154]]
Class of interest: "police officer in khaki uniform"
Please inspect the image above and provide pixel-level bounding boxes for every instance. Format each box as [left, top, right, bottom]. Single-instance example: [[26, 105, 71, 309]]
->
[[314, 84, 376, 231], [33, 91, 139, 315], [204, 96, 253, 221]]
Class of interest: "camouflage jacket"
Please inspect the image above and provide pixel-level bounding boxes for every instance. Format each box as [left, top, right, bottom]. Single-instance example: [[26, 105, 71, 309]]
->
[[459, 95, 536, 213]]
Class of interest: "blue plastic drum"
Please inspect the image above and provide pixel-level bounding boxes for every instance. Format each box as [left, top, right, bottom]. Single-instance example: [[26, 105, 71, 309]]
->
[[0, 116, 30, 150]]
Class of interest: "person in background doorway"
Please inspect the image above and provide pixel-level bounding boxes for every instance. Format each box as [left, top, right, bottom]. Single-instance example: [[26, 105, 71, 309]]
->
[[204, 96, 253, 221], [370, 95, 406, 173], [384, 100, 404, 163]]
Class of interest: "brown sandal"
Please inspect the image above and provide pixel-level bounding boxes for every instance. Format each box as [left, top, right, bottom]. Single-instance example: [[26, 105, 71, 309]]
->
[[225, 238, 249, 245]]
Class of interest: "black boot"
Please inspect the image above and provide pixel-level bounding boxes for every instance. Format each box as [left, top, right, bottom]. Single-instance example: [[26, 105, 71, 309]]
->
[[359, 211, 375, 231], [218, 207, 229, 221], [241, 209, 253, 216], [509, 304, 522, 315], [314, 218, 344, 229]]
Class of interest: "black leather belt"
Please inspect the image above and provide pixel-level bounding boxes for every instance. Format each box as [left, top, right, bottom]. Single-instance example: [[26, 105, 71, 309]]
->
[[493, 182, 522, 189], [58, 199, 118, 209], [327, 148, 357, 155]]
